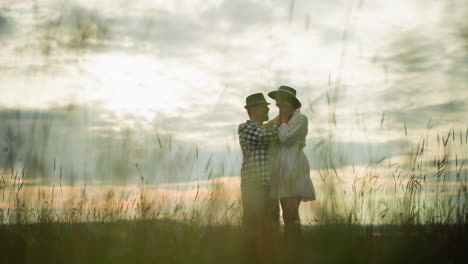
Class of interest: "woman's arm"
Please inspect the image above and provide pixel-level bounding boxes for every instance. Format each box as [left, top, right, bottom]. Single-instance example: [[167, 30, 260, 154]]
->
[[278, 115, 308, 146]]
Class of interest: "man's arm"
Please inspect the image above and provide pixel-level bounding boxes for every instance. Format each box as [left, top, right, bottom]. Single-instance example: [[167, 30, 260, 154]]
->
[[265, 116, 279, 128], [241, 123, 279, 146]]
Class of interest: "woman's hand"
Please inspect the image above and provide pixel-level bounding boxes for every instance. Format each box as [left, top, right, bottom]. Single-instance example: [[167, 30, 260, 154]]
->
[[275, 115, 281, 125], [280, 107, 294, 124], [277, 108, 285, 124]]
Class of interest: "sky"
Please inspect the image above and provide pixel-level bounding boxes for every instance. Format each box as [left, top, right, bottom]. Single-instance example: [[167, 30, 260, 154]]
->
[[0, 0, 467, 184]]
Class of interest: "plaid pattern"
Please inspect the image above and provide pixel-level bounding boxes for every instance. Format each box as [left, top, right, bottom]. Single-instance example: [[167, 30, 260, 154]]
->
[[238, 120, 279, 186]]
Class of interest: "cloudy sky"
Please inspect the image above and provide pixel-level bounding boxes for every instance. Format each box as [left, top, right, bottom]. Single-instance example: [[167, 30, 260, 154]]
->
[[1, 0, 467, 183]]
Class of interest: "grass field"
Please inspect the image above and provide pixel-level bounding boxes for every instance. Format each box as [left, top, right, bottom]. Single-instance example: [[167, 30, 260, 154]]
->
[[0, 125, 467, 263]]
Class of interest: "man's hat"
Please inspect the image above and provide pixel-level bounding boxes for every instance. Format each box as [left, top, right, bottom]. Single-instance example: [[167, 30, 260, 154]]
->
[[244, 93, 270, 109], [268, 85, 301, 108]]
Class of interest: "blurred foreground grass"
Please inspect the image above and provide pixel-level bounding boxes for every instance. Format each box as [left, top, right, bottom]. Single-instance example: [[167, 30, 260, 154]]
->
[[1, 219, 467, 264]]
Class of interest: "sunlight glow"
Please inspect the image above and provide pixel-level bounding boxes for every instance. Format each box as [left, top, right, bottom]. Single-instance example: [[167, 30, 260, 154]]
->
[[82, 54, 191, 113]]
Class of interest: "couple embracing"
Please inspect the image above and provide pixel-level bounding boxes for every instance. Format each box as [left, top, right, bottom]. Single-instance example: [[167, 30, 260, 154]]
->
[[238, 85, 316, 247]]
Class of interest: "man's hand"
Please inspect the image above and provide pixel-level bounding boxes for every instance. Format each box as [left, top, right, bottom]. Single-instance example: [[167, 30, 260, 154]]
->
[[280, 107, 294, 124]]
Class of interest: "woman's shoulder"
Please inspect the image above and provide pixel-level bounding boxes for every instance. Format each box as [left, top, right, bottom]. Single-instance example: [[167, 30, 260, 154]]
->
[[292, 111, 308, 123]]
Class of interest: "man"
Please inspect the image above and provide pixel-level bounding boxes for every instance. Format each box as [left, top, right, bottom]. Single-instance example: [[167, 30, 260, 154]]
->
[[238, 93, 280, 259]]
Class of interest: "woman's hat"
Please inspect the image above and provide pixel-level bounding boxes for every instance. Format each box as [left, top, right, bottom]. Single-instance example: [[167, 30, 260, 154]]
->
[[268, 85, 301, 108], [244, 93, 270, 109]]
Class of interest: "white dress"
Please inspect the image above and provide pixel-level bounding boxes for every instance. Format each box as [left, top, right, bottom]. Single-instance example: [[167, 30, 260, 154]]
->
[[270, 109, 316, 201]]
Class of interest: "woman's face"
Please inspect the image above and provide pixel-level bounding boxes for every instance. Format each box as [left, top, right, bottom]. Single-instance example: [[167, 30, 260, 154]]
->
[[275, 98, 294, 113]]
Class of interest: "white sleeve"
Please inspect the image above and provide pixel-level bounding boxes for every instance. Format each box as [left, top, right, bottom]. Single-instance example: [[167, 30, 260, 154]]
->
[[278, 115, 308, 146], [265, 116, 279, 128]]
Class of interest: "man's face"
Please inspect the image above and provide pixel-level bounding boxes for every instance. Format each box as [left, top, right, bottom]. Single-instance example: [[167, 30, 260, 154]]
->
[[254, 103, 270, 122]]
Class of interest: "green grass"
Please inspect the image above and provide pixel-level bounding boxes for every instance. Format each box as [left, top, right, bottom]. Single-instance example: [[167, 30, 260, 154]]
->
[[1, 220, 467, 264]]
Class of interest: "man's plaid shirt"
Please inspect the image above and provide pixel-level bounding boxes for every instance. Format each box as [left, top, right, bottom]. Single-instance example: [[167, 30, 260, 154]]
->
[[238, 120, 279, 186]]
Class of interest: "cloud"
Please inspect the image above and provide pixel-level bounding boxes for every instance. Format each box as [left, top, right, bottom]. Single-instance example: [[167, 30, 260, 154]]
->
[[305, 139, 411, 169], [201, 0, 276, 32], [371, 4, 468, 82], [26, 3, 228, 58], [384, 100, 467, 129], [104, 0, 283, 57], [40, 5, 111, 52], [372, 29, 447, 74], [0, 104, 151, 179], [0, 103, 235, 184], [152, 102, 242, 142], [0, 13, 12, 38], [114, 13, 212, 56], [0, 108, 62, 121], [24, 0, 352, 59]]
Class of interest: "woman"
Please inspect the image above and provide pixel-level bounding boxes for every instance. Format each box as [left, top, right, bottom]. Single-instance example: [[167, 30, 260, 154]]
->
[[268, 85, 316, 239]]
